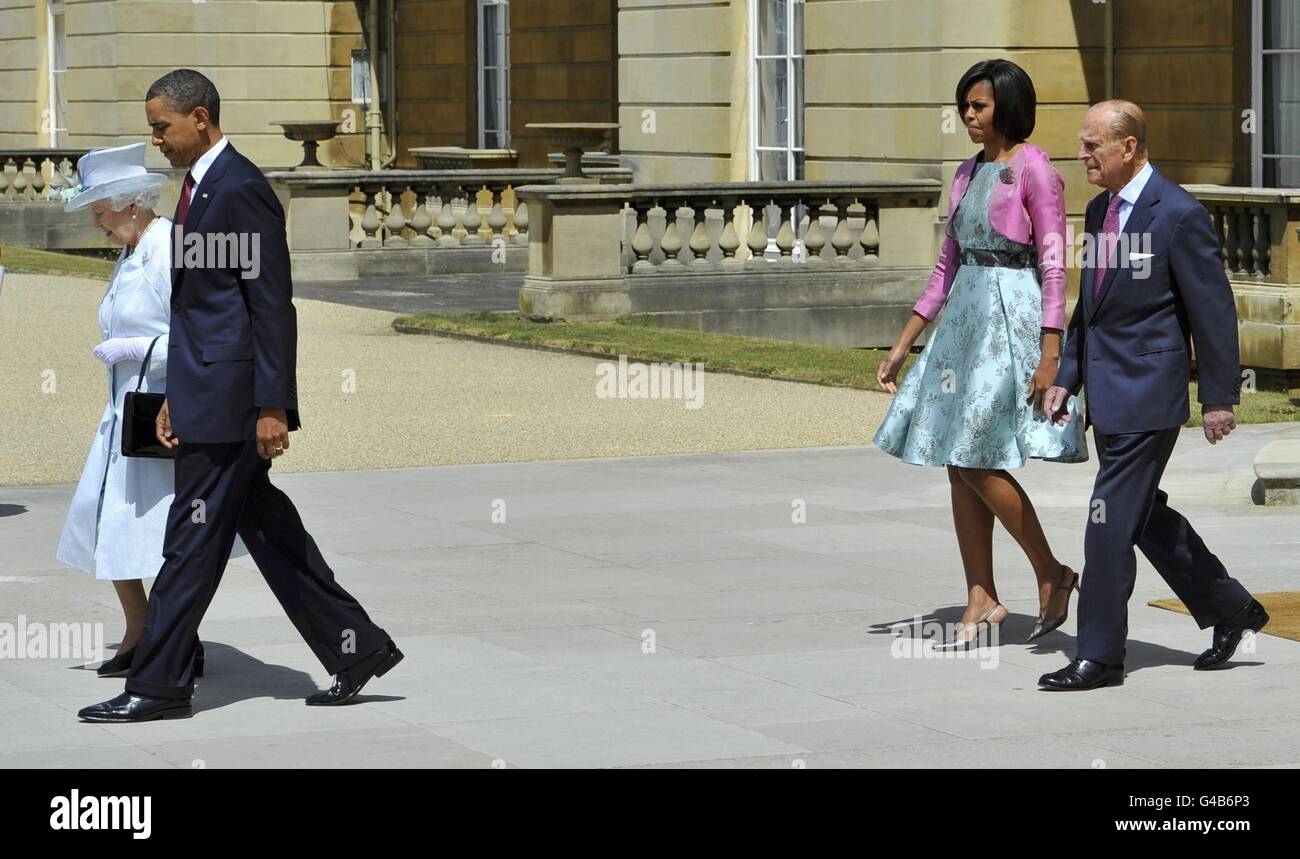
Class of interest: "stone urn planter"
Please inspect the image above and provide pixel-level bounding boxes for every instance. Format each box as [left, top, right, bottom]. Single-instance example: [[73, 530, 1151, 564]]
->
[[525, 123, 620, 184], [271, 120, 342, 170]]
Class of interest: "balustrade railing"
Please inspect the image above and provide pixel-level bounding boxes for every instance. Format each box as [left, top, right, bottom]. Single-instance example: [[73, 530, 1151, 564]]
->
[[1186, 185, 1300, 285], [267, 167, 632, 253], [0, 149, 87, 203], [620, 185, 887, 273]]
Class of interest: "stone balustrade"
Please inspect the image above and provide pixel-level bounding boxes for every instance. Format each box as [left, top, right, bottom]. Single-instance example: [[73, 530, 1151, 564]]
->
[[267, 166, 632, 281], [0, 148, 105, 250], [515, 180, 943, 347], [620, 185, 886, 273], [0, 149, 85, 203], [1187, 185, 1300, 387]]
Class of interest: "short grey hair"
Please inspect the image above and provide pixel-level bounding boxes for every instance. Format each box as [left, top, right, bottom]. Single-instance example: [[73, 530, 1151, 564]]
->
[[1092, 99, 1148, 157], [108, 187, 161, 212]]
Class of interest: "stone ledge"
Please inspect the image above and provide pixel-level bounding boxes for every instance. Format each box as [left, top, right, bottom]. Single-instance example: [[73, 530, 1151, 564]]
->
[[1253, 439, 1300, 506]]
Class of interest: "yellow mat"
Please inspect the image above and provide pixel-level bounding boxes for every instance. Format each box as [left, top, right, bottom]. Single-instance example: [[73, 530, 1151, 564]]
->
[[1147, 592, 1300, 642]]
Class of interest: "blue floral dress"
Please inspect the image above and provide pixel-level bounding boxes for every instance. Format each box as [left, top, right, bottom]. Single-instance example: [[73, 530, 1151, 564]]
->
[[873, 160, 1088, 468]]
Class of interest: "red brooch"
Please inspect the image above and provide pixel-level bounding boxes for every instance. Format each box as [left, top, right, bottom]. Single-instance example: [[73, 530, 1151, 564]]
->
[[999, 166, 1015, 184]]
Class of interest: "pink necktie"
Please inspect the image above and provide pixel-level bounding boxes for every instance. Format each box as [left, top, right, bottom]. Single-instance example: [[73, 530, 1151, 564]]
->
[[1093, 193, 1125, 299]]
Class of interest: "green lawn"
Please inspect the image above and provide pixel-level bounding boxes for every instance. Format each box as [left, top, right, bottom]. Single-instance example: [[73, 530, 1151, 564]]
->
[[394, 310, 909, 387], [396, 311, 1300, 426], [0, 245, 116, 280]]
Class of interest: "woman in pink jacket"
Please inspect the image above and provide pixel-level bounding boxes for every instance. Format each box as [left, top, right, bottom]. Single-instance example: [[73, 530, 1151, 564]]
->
[[874, 59, 1088, 648]]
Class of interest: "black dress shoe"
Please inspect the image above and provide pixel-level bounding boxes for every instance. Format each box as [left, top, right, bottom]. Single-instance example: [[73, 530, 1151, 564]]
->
[[1038, 658, 1124, 691], [305, 640, 403, 706], [77, 692, 192, 722], [98, 639, 206, 679], [1194, 599, 1269, 670]]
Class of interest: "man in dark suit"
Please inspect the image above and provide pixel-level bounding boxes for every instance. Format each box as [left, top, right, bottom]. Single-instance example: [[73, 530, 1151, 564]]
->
[[80, 69, 401, 722], [1037, 100, 1268, 691]]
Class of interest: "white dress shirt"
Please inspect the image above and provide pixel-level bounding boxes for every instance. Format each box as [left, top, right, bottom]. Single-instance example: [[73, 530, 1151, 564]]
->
[[189, 135, 229, 192], [1111, 160, 1154, 232]]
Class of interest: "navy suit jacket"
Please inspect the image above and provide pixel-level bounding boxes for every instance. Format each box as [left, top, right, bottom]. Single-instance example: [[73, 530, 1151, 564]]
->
[[167, 142, 301, 443], [1054, 166, 1241, 434]]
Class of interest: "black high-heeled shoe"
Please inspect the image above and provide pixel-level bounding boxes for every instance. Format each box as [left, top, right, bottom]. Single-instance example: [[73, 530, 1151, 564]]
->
[[97, 640, 205, 678], [1025, 565, 1080, 643], [96, 646, 136, 677]]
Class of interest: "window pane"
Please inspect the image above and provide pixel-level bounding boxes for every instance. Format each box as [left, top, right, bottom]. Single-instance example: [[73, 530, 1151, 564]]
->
[[1264, 53, 1300, 164], [1264, 158, 1300, 187], [757, 149, 788, 182], [483, 5, 501, 68], [484, 69, 501, 130], [792, 0, 804, 56], [1265, 0, 1300, 50], [793, 149, 805, 181], [758, 0, 788, 56], [792, 57, 804, 147], [756, 57, 788, 147], [503, 67, 511, 143]]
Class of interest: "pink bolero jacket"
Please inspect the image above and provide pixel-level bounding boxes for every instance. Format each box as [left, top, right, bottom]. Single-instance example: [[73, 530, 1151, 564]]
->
[[913, 142, 1067, 331]]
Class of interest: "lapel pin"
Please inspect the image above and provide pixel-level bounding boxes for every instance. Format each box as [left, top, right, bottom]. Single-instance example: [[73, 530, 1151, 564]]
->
[[202, 193, 209, 199]]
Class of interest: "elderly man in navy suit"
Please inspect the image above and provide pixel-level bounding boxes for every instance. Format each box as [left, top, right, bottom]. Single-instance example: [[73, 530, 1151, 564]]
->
[[1037, 100, 1268, 691], [80, 69, 401, 722]]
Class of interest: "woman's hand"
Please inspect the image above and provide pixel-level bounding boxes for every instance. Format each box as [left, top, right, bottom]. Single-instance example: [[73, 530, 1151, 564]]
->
[[92, 336, 151, 366], [876, 346, 909, 394], [1029, 328, 1063, 412], [1027, 357, 1056, 412]]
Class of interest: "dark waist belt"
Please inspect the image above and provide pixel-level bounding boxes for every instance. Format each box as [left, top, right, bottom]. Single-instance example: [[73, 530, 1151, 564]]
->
[[960, 248, 1037, 269]]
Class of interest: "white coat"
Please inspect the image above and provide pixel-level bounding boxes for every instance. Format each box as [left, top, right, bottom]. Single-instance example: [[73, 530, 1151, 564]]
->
[[57, 217, 174, 580], [56, 217, 247, 580]]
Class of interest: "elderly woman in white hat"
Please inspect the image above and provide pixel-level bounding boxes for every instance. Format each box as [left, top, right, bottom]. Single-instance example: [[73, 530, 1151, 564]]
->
[[54, 142, 196, 678]]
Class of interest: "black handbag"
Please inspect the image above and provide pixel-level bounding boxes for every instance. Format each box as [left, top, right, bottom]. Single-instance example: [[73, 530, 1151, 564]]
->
[[121, 336, 175, 459]]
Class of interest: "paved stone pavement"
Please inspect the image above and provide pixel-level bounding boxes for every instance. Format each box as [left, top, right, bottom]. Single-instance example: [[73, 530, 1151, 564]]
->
[[293, 272, 522, 314], [2, 424, 1298, 768], [1, 272, 890, 486]]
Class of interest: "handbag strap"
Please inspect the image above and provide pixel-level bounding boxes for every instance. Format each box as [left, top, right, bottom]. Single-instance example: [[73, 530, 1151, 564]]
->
[[134, 336, 162, 393]]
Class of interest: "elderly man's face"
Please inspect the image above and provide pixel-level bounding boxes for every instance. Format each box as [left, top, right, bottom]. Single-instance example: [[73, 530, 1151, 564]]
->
[[146, 96, 207, 169], [1077, 109, 1137, 191]]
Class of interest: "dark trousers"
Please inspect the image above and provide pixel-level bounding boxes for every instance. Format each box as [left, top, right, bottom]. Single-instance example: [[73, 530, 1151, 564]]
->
[[1076, 426, 1252, 666], [125, 440, 389, 699]]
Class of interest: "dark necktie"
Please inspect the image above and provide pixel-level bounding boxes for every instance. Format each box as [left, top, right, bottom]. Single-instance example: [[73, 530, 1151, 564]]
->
[[174, 170, 195, 226]]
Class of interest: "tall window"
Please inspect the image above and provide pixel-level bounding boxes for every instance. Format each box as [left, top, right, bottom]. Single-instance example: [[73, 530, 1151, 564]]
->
[[1257, 0, 1299, 187], [751, 0, 804, 180], [47, 0, 67, 147], [478, 0, 510, 149]]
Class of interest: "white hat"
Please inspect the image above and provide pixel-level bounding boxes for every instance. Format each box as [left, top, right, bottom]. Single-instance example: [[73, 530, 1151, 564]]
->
[[64, 142, 166, 213]]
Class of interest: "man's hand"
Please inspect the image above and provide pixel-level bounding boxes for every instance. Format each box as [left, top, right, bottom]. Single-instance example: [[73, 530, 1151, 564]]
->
[[156, 398, 180, 449], [1202, 404, 1236, 445], [256, 407, 290, 460], [1041, 385, 1073, 425]]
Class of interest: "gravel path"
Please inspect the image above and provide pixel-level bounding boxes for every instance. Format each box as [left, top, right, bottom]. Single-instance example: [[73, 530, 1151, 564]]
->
[[0, 272, 893, 486]]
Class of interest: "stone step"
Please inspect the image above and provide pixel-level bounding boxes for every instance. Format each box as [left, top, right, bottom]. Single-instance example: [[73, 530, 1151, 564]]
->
[[1253, 439, 1300, 506]]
